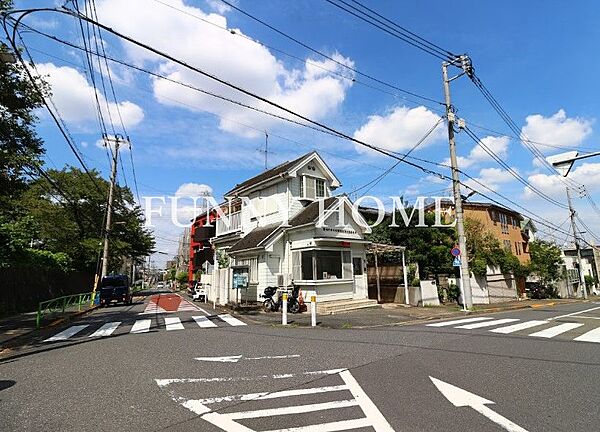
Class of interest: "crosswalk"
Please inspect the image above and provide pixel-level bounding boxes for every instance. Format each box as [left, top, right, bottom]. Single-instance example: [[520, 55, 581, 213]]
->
[[426, 316, 600, 344], [43, 314, 247, 343]]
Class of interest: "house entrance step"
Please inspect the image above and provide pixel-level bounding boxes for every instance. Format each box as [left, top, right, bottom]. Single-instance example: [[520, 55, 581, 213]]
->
[[316, 299, 380, 315]]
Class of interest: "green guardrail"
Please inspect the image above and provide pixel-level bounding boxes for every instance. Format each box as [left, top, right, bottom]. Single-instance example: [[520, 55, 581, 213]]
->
[[36, 291, 99, 329]]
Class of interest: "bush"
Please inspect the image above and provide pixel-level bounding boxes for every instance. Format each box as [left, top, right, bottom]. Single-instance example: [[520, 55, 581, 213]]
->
[[410, 277, 420, 287], [447, 283, 461, 303], [584, 275, 598, 288], [527, 282, 558, 299]]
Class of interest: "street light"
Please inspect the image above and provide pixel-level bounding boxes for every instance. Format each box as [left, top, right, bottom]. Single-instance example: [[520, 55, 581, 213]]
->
[[547, 150, 600, 299]]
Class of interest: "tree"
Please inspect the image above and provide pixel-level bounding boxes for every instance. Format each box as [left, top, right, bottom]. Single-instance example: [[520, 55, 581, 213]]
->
[[528, 240, 563, 288], [18, 167, 155, 272], [464, 217, 524, 277], [0, 0, 52, 266], [365, 211, 456, 278]]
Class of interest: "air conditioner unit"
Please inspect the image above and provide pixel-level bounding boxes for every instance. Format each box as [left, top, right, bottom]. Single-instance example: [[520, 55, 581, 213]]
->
[[276, 274, 284, 287]]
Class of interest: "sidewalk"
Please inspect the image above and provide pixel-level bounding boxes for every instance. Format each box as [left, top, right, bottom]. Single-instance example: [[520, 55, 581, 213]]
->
[[232, 298, 587, 329]]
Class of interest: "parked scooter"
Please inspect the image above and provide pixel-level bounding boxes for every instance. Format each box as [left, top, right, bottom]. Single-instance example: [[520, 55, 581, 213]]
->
[[262, 285, 300, 313]]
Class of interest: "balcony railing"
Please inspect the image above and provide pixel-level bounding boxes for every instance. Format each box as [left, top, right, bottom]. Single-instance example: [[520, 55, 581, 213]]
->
[[216, 211, 241, 236]]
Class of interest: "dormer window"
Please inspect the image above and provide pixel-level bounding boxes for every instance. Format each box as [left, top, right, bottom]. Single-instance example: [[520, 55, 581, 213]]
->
[[299, 176, 326, 200], [316, 178, 325, 198]]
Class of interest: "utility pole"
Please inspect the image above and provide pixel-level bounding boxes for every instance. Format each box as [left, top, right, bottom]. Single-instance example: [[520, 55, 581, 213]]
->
[[566, 187, 587, 299], [100, 134, 123, 279], [546, 150, 600, 299], [442, 56, 473, 309]]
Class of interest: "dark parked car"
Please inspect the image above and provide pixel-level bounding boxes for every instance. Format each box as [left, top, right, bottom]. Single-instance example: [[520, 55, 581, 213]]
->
[[99, 275, 132, 306]]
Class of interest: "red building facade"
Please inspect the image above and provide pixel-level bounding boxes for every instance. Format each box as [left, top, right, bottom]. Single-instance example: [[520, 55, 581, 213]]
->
[[188, 210, 217, 284]]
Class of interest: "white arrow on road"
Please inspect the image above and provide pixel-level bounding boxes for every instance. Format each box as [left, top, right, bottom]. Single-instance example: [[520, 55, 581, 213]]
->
[[195, 354, 300, 363], [430, 377, 529, 432]]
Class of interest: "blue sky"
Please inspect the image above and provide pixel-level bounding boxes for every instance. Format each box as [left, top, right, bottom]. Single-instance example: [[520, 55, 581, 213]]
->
[[10, 0, 600, 262]]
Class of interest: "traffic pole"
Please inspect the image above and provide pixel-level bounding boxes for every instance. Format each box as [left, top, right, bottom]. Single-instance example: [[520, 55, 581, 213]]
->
[[282, 292, 288, 325], [311, 295, 317, 327]]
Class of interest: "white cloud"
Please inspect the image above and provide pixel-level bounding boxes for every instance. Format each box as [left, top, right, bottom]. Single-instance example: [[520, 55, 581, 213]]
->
[[524, 162, 600, 200], [206, 0, 234, 14], [522, 109, 593, 151], [95, 0, 354, 138], [35, 63, 144, 128], [352, 106, 444, 154], [175, 183, 213, 197], [445, 135, 510, 169], [463, 166, 517, 193]]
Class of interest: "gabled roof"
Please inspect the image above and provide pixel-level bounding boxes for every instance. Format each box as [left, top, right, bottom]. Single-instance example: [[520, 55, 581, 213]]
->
[[288, 197, 337, 227], [224, 151, 341, 197]]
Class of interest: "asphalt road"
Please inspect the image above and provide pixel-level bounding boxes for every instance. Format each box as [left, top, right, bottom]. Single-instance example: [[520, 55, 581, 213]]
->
[[1, 295, 600, 431]]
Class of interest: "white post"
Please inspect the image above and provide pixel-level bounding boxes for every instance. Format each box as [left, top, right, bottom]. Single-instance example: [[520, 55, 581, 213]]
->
[[282, 292, 288, 325], [402, 249, 409, 305], [458, 263, 467, 311], [311, 295, 317, 327]]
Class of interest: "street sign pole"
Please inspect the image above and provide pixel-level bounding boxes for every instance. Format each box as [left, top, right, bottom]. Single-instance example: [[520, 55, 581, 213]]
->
[[458, 263, 467, 312]]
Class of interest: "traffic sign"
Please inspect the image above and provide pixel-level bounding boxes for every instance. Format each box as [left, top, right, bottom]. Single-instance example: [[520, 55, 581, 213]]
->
[[451, 247, 461, 257], [453, 257, 461, 267]]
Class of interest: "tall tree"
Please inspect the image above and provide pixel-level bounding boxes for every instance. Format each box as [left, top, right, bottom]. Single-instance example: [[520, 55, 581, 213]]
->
[[528, 240, 563, 288], [20, 167, 155, 273]]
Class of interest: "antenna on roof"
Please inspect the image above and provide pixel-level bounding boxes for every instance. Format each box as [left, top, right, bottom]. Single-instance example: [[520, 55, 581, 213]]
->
[[257, 131, 275, 171]]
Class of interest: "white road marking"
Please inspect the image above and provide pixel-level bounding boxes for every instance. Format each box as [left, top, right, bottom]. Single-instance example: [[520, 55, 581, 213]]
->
[[190, 385, 349, 406], [426, 317, 493, 327], [217, 314, 247, 326], [490, 320, 548, 334], [89, 321, 121, 337], [155, 369, 346, 387], [165, 317, 185, 331], [44, 325, 89, 342], [193, 316, 218, 328], [528, 323, 584, 338], [195, 354, 300, 363], [340, 369, 395, 432], [455, 318, 519, 329], [247, 354, 301, 360], [224, 399, 359, 420], [195, 355, 242, 363], [263, 418, 372, 432], [574, 327, 600, 343], [551, 305, 600, 320], [430, 377, 529, 432], [130, 319, 151, 334]]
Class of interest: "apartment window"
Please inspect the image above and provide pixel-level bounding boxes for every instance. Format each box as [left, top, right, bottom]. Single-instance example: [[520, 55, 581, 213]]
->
[[499, 213, 509, 234], [503, 240, 511, 252], [515, 241, 520, 255], [316, 178, 325, 198]]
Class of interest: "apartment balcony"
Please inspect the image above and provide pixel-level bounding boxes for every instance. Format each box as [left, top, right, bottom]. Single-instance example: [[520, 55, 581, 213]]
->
[[216, 211, 242, 236], [193, 225, 215, 243]]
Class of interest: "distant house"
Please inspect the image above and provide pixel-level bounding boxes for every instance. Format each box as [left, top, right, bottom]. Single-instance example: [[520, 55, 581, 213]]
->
[[425, 200, 531, 264], [425, 200, 532, 303], [210, 151, 371, 304]]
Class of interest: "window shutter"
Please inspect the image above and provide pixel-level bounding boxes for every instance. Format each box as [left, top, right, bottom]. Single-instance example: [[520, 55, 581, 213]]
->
[[292, 251, 301, 280], [342, 251, 352, 279]]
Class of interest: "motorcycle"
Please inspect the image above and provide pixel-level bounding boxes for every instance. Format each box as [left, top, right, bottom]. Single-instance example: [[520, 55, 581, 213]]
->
[[262, 285, 300, 314]]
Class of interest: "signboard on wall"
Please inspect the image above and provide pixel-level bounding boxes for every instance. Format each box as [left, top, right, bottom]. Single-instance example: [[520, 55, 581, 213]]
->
[[232, 266, 249, 289]]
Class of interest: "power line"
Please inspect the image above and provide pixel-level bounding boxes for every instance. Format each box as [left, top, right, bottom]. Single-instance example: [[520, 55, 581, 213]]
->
[[462, 125, 568, 209], [212, 0, 444, 106], [323, 0, 453, 61]]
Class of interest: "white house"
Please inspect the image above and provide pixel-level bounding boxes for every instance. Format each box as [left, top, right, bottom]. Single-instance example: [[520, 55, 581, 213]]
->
[[210, 151, 371, 305]]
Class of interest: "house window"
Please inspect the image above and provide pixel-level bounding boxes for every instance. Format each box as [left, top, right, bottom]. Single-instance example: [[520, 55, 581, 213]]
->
[[305, 177, 316, 199], [301, 251, 313, 280], [316, 178, 325, 198], [296, 249, 352, 280], [299, 176, 304, 198], [353, 257, 363, 275]]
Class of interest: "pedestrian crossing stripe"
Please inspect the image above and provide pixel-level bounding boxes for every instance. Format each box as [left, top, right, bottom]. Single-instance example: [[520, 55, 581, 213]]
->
[[43, 314, 246, 342], [157, 369, 395, 432], [425, 318, 600, 344]]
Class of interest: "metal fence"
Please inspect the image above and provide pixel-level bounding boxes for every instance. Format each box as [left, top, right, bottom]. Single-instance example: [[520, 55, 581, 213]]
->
[[36, 291, 99, 328]]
